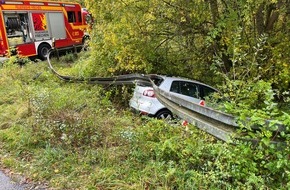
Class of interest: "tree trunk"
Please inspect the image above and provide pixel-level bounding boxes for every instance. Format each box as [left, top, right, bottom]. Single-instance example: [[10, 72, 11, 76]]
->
[[255, 3, 266, 35], [208, 0, 219, 24], [256, 1, 284, 34], [265, 0, 283, 32]]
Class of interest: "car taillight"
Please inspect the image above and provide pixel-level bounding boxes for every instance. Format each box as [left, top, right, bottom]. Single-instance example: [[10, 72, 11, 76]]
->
[[143, 89, 155, 98]]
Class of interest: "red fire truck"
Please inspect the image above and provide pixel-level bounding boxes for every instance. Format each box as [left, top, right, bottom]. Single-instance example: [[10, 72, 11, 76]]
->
[[0, 0, 92, 59]]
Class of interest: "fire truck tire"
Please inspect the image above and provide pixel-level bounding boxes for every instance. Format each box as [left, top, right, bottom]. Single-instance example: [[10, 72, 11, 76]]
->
[[38, 43, 51, 60]]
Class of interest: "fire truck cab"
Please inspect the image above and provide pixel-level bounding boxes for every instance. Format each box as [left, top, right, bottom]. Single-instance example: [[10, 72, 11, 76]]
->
[[0, 0, 91, 59]]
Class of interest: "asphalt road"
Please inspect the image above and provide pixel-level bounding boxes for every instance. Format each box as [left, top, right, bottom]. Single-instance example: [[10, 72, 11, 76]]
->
[[0, 171, 24, 190]]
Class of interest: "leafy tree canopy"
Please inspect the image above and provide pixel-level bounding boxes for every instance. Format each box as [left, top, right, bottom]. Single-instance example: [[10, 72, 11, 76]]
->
[[83, 0, 289, 103]]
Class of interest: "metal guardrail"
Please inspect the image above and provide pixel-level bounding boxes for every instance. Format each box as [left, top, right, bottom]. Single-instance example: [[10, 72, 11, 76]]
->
[[47, 47, 287, 144], [153, 84, 237, 142], [47, 47, 152, 86], [153, 84, 287, 144]]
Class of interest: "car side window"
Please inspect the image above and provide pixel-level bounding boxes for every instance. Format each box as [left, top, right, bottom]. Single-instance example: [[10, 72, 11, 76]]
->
[[170, 81, 179, 93], [180, 82, 199, 98], [201, 86, 216, 99]]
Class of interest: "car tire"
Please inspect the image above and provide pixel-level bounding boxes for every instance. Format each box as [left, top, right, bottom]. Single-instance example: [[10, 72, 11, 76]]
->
[[155, 109, 173, 120], [38, 43, 51, 60]]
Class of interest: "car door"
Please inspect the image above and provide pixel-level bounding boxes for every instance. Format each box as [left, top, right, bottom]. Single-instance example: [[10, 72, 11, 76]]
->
[[169, 80, 201, 104]]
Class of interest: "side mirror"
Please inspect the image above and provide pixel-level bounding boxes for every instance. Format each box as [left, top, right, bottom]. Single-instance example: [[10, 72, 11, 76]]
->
[[85, 14, 93, 25]]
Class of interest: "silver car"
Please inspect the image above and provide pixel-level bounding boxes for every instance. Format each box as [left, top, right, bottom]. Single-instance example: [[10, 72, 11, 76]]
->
[[129, 75, 217, 119]]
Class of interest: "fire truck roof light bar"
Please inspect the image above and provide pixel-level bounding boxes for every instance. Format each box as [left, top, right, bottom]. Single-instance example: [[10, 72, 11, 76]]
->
[[63, 4, 75, 7], [4, 1, 23, 4], [48, 3, 60, 6], [29, 2, 44, 5]]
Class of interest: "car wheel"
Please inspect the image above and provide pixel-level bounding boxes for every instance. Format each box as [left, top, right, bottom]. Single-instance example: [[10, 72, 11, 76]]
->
[[155, 110, 173, 120], [38, 43, 51, 60]]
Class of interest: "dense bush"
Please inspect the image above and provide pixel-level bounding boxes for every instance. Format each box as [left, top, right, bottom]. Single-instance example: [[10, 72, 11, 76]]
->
[[129, 119, 290, 189]]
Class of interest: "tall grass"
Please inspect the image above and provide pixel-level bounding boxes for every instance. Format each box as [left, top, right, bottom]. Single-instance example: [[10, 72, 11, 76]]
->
[[0, 53, 289, 189]]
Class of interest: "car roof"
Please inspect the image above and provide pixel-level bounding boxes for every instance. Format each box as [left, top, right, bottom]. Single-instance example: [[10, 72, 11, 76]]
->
[[148, 74, 218, 91]]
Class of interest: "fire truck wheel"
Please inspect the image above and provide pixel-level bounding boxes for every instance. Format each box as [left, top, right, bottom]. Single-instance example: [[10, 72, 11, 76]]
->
[[38, 43, 51, 60]]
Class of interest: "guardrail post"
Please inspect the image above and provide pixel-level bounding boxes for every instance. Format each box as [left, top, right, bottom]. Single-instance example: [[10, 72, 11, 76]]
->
[[73, 45, 78, 58], [55, 48, 60, 60]]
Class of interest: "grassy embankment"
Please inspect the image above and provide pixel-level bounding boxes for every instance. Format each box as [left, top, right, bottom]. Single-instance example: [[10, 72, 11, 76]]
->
[[0, 52, 289, 189]]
